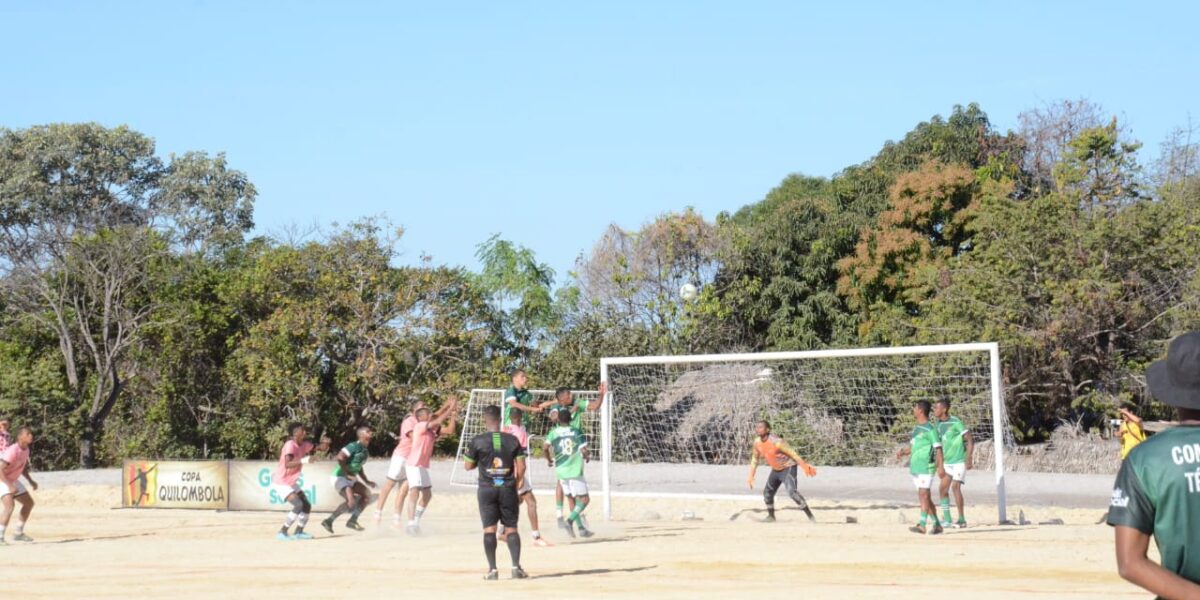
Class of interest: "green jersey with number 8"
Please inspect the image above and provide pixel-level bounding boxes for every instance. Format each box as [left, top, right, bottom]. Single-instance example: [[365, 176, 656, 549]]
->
[[546, 425, 587, 480]]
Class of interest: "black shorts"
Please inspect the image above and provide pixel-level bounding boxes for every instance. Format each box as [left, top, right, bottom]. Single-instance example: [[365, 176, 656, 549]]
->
[[477, 485, 520, 529]]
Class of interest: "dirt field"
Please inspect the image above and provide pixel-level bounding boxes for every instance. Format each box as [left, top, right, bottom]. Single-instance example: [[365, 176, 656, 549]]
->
[[6, 476, 1146, 600]]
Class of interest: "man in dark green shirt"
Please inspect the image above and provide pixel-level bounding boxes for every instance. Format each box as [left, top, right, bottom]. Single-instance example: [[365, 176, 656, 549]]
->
[[1107, 331, 1200, 598], [502, 369, 541, 427]]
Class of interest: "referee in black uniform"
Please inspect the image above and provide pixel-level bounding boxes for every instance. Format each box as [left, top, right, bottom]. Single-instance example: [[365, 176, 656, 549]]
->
[[464, 405, 528, 580]]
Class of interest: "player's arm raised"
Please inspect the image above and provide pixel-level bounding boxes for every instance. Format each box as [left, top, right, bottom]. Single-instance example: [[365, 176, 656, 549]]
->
[[1115, 525, 1200, 598], [779, 440, 817, 477], [587, 382, 607, 412]]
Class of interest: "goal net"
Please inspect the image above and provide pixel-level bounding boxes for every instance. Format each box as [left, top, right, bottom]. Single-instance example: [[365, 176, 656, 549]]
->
[[599, 343, 1014, 522], [449, 388, 602, 492]]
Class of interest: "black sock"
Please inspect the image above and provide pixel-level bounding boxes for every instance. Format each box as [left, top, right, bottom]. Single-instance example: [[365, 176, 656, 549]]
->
[[767, 506, 775, 517], [506, 531, 522, 567], [279, 525, 289, 534], [484, 533, 498, 571]]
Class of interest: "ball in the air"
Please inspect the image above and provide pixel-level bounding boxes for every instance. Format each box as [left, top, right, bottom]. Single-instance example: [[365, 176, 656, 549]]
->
[[680, 283, 698, 301]]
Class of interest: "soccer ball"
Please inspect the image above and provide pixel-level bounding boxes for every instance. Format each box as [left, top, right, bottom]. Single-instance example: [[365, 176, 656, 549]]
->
[[680, 283, 698, 301]]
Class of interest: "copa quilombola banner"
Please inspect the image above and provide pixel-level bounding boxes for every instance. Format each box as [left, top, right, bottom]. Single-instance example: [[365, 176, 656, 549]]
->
[[122, 460, 229, 509], [227, 461, 342, 512]]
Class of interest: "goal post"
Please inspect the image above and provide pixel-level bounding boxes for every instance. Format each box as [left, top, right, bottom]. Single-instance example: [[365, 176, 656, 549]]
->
[[449, 388, 603, 494], [600, 342, 1012, 524]]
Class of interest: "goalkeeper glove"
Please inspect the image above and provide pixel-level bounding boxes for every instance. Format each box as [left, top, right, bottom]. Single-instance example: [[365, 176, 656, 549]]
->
[[800, 462, 817, 477]]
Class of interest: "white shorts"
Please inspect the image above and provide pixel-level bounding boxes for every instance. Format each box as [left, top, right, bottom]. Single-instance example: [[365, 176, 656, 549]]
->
[[517, 476, 533, 496], [911, 474, 935, 490], [273, 482, 302, 500], [405, 465, 431, 489], [0, 480, 27, 497], [943, 463, 967, 483], [386, 454, 408, 482], [331, 476, 357, 493], [560, 478, 589, 497]]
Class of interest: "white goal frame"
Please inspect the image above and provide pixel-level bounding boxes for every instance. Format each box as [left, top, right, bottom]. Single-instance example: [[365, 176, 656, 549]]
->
[[599, 342, 1008, 523]]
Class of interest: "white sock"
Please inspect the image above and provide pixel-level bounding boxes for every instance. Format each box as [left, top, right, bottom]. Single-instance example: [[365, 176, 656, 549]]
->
[[297, 513, 310, 528], [13, 521, 23, 535], [555, 508, 563, 518], [0, 525, 6, 538], [532, 530, 540, 539], [415, 506, 426, 522], [284, 512, 298, 528]]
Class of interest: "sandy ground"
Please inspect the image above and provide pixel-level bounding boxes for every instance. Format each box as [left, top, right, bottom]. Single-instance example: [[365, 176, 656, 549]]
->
[[4, 473, 1146, 600]]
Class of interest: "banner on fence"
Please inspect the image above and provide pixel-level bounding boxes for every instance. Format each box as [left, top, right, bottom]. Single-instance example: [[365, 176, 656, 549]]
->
[[227, 461, 342, 512], [122, 460, 229, 509]]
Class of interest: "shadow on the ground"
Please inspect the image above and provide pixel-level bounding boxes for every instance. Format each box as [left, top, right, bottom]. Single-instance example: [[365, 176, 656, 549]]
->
[[531, 565, 657, 579], [46, 532, 155, 544]]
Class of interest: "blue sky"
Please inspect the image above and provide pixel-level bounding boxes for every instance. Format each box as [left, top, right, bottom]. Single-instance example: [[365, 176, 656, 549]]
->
[[3, 1, 1197, 281]]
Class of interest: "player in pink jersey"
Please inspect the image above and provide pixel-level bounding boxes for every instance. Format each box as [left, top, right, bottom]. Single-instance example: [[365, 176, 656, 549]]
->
[[0, 426, 38, 544], [403, 395, 458, 535], [271, 422, 315, 541], [375, 399, 443, 525], [500, 409, 551, 546]]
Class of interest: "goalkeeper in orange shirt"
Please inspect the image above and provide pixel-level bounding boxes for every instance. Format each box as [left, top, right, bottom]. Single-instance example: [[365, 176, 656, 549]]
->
[[746, 420, 817, 522]]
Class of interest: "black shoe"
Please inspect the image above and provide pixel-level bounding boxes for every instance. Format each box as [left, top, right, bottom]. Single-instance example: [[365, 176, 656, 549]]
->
[[804, 508, 816, 523], [563, 520, 576, 539], [321, 519, 334, 534], [512, 567, 528, 579], [346, 520, 364, 532], [909, 524, 927, 534], [578, 527, 594, 538], [930, 523, 944, 535], [764, 514, 776, 523], [483, 570, 499, 581]]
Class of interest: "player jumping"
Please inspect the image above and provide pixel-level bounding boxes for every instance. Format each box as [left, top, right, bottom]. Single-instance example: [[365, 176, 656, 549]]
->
[[404, 395, 458, 535], [0, 426, 39, 544], [537, 383, 605, 531], [321, 426, 376, 533], [272, 422, 315, 540], [375, 399, 436, 526], [545, 409, 593, 538], [746, 420, 816, 522], [464, 405, 529, 580], [934, 399, 973, 529], [896, 400, 944, 535], [500, 409, 551, 546]]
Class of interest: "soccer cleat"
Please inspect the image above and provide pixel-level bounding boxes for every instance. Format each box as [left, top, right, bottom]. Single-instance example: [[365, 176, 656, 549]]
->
[[293, 531, 314, 540], [763, 514, 776, 523], [276, 532, 292, 541], [533, 536, 553, 547], [563, 521, 576, 539], [12, 534, 33, 543], [940, 520, 954, 529], [483, 570, 499, 581], [578, 527, 594, 538], [405, 524, 420, 536], [512, 567, 528, 579], [804, 508, 816, 523], [346, 520, 365, 532], [556, 517, 568, 531], [955, 519, 968, 529], [908, 525, 927, 534], [321, 519, 334, 534], [930, 523, 944, 535]]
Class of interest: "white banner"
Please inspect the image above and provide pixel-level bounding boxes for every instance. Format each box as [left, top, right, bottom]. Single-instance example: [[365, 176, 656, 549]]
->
[[227, 461, 343, 511]]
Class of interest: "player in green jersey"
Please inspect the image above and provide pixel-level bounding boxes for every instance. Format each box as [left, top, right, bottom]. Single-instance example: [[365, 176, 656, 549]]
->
[[503, 369, 542, 427], [1108, 331, 1200, 597], [321, 426, 376, 533], [537, 382, 606, 532], [934, 399, 974, 528], [544, 410, 593, 539], [895, 400, 944, 535]]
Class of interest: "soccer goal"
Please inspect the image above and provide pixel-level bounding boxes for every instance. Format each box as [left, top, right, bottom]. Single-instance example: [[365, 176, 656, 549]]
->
[[449, 388, 603, 493], [599, 343, 1013, 523]]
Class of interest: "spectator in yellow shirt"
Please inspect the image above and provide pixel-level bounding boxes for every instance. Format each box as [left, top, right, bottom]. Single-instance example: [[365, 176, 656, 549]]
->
[[1117, 407, 1146, 460]]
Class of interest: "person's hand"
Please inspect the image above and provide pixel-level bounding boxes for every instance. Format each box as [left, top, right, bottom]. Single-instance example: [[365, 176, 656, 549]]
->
[[30, 480, 38, 491], [532, 406, 544, 413], [965, 461, 973, 471], [801, 463, 817, 478], [746, 476, 754, 489], [598, 381, 608, 396]]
